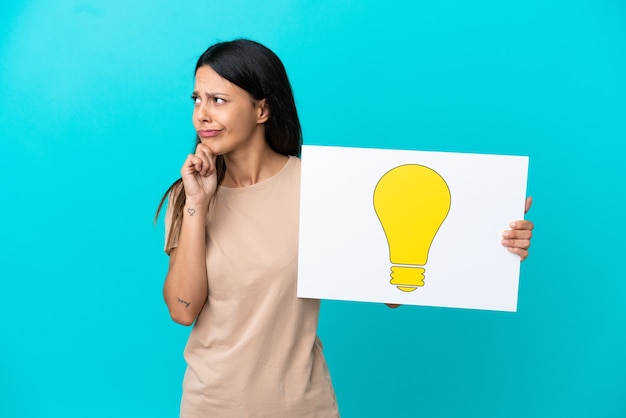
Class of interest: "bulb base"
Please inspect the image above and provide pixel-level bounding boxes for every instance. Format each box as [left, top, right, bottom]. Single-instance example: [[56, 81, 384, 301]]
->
[[390, 266, 425, 292]]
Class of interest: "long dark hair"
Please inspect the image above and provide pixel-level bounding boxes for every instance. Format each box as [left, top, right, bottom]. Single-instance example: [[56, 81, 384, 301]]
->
[[156, 39, 302, 251]]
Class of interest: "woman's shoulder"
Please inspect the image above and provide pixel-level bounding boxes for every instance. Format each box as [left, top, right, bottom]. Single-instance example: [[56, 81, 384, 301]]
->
[[286, 155, 301, 180], [288, 155, 301, 168]]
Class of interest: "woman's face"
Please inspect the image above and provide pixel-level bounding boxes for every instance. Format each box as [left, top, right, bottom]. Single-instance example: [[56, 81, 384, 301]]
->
[[192, 65, 268, 156]]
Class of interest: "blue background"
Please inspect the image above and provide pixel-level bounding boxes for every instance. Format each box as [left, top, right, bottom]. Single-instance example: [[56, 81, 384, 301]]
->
[[1, 1, 625, 417]]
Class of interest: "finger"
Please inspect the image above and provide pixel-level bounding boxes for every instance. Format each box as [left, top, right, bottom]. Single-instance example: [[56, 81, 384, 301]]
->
[[195, 144, 216, 176], [196, 150, 211, 176], [507, 247, 529, 262], [192, 154, 204, 173], [196, 142, 215, 155], [502, 229, 532, 240], [524, 196, 533, 214], [193, 145, 209, 175], [508, 220, 534, 231], [195, 142, 215, 158], [182, 154, 203, 175], [501, 238, 531, 250]]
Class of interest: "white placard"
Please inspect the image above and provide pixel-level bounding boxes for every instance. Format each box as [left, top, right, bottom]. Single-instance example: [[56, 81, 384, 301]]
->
[[297, 145, 529, 312]]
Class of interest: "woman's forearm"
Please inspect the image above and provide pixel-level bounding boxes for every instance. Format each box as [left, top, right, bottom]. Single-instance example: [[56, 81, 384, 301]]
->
[[163, 202, 209, 325]]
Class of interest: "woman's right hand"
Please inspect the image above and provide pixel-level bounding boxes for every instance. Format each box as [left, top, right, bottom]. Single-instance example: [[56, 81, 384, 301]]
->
[[181, 143, 218, 205]]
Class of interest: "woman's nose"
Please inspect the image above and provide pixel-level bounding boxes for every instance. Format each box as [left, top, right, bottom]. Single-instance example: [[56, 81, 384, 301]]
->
[[196, 103, 212, 122]]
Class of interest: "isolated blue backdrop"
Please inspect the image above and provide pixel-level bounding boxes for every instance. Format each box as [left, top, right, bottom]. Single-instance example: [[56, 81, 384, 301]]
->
[[1, 1, 625, 417]]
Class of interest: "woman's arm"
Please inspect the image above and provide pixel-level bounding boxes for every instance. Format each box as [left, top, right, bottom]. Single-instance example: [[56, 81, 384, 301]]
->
[[163, 144, 217, 325], [163, 202, 210, 326]]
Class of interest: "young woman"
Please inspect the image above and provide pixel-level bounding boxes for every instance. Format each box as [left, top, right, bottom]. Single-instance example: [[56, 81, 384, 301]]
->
[[157, 39, 534, 417]]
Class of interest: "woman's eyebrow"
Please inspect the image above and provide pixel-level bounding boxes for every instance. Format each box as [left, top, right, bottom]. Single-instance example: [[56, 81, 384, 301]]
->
[[192, 90, 231, 97]]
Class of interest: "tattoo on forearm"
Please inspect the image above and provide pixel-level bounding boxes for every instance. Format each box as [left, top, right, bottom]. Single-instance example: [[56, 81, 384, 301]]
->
[[177, 298, 191, 308], [187, 208, 196, 216]]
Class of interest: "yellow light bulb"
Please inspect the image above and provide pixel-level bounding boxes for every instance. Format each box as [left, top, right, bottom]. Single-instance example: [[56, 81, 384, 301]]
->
[[373, 164, 451, 292]]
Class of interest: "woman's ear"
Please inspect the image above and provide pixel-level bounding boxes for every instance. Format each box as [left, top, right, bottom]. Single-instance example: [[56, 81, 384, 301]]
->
[[257, 99, 270, 124]]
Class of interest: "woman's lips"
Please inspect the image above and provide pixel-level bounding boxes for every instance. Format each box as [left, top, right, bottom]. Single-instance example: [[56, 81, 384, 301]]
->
[[197, 129, 222, 138]]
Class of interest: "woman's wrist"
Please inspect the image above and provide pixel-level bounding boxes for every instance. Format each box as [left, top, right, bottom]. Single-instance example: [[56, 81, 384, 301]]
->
[[183, 200, 209, 218]]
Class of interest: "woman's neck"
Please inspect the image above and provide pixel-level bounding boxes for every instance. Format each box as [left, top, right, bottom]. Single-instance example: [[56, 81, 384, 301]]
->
[[221, 145, 289, 188]]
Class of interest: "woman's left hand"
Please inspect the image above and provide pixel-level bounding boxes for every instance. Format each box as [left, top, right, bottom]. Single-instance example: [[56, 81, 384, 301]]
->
[[501, 197, 534, 261]]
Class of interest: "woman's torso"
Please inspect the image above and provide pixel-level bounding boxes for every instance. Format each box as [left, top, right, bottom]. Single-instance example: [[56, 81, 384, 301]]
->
[[179, 157, 339, 417]]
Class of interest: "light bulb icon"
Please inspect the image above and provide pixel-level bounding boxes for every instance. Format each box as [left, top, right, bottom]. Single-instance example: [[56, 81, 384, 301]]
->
[[373, 164, 451, 292]]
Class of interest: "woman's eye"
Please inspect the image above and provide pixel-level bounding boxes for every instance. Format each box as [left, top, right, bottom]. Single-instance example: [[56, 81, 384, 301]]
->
[[213, 97, 225, 104], [191, 95, 201, 105]]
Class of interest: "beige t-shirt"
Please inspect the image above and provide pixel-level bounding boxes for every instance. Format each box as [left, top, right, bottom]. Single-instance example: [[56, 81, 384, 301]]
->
[[166, 157, 339, 417]]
